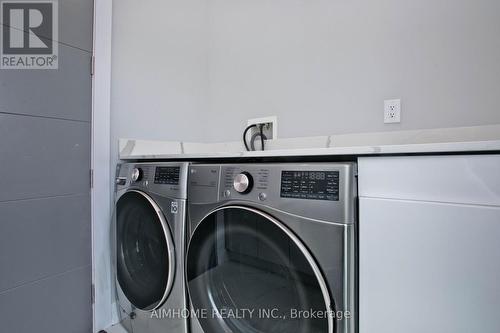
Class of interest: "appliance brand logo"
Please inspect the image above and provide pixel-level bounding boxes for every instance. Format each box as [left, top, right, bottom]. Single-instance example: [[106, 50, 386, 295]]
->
[[1, 0, 58, 69], [171, 202, 178, 214]]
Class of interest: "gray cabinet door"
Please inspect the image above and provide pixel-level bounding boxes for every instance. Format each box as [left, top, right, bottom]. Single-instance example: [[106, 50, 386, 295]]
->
[[0, 1, 93, 332]]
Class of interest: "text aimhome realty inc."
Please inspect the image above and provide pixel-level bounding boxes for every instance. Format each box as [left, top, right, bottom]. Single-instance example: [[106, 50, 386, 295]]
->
[[151, 308, 352, 321]]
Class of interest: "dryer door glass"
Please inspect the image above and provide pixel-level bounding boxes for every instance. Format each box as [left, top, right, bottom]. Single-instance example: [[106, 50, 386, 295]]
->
[[187, 206, 332, 333], [116, 191, 174, 311]]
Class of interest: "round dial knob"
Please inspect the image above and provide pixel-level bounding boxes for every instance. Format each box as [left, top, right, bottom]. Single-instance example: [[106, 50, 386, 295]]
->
[[131, 168, 143, 182], [233, 172, 253, 194]]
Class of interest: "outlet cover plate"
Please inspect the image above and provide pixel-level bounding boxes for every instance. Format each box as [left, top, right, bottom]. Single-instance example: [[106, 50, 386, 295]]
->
[[384, 99, 401, 124], [247, 116, 278, 139]]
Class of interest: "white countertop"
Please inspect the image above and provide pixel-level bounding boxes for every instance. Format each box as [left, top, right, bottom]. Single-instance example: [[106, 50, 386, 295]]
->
[[119, 124, 500, 160]]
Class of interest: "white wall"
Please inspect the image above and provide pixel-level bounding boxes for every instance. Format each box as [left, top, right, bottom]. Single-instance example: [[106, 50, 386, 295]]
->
[[204, 0, 500, 141], [111, 0, 500, 145], [111, 0, 209, 150]]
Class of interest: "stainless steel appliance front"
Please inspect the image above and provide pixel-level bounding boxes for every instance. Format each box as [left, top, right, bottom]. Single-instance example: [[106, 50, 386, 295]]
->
[[114, 162, 189, 333], [186, 163, 357, 333]]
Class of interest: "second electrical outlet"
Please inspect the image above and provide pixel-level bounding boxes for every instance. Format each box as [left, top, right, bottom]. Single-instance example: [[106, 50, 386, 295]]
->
[[384, 99, 401, 124]]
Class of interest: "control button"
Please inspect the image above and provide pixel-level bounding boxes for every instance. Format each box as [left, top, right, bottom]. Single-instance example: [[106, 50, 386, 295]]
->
[[223, 190, 231, 198], [131, 168, 143, 182], [258, 192, 267, 201], [115, 177, 126, 186], [233, 172, 253, 194]]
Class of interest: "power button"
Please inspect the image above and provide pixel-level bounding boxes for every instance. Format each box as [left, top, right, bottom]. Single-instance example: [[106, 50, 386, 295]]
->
[[258, 193, 267, 201]]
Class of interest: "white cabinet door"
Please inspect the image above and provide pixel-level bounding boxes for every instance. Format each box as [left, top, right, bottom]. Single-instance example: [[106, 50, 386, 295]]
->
[[358, 155, 500, 206], [359, 198, 500, 333], [358, 155, 500, 333]]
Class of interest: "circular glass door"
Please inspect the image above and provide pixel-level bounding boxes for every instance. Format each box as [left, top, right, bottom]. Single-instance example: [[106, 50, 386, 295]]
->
[[186, 206, 333, 333], [116, 190, 175, 311]]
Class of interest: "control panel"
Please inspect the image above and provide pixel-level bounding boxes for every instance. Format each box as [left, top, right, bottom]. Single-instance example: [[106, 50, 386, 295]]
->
[[116, 162, 189, 200], [280, 170, 339, 201], [126, 166, 181, 185], [154, 166, 180, 185], [224, 168, 339, 201], [189, 163, 356, 224]]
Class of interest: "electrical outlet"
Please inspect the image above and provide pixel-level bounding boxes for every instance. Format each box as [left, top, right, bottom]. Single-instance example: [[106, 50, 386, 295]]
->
[[384, 99, 401, 124], [247, 116, 278, 140]]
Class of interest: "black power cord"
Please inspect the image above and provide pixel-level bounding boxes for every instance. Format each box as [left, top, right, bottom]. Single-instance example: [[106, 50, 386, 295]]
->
[[243, 124, 266, 151], [243, 124, 257, 151], [259, 124, 265, 151], [250, 125, 266, 151]]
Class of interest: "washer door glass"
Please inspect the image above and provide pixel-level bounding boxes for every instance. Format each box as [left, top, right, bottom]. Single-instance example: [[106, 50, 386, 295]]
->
[[187, 206, 332, 333], [116, 191, 174, 311]]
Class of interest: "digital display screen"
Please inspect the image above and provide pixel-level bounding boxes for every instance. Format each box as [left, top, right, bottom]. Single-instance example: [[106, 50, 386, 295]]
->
[[280, 171, 339, 201], [154, 167, 180, 185]]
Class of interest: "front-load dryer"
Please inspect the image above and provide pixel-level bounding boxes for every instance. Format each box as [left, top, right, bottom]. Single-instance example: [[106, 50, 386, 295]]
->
[[114, 162, 189, 333], [186, 163, 357, 333]]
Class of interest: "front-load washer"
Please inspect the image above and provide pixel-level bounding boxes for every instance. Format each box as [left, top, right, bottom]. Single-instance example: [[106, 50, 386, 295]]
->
[[186, 163, 357, 333], [114, 162, 189, 333]]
